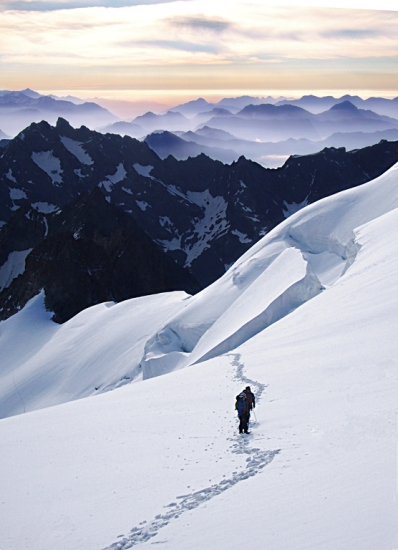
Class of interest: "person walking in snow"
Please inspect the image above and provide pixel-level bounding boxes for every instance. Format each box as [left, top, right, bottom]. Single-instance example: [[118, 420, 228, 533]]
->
[[235, 386, 255, 434]]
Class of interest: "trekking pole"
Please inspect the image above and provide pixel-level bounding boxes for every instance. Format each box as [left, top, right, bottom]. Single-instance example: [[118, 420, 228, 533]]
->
[[252, 410, 257, 422]]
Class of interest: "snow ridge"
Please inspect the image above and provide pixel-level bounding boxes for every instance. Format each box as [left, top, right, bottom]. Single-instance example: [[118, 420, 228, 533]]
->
[[195, 265, 324, 364]]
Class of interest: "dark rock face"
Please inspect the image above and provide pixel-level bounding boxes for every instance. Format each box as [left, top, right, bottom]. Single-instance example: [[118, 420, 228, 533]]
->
[[1, 118, 398, 293], [0, 204, 46, 266], [0, 188, 201, 323]]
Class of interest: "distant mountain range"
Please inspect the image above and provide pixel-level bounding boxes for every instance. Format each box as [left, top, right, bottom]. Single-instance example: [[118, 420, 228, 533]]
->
[[276, 93, 398, 118], [98, 120, 144, 138], [5, 89, 398, 169], [145, 127, 398, 167], [98, 98, 398, 167], [192, 101, 398, 142], [2, 118, 398, 324], [0, 89, 118, 136], [167, 93, 398, 119], [166, 95, 285, 117]]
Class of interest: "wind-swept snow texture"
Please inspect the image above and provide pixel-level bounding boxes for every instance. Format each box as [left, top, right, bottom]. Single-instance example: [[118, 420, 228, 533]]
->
[[1, 163, 398, 549]]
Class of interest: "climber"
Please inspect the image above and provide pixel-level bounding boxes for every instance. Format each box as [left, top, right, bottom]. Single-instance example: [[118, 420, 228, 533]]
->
[[235, 386, 255, 434]]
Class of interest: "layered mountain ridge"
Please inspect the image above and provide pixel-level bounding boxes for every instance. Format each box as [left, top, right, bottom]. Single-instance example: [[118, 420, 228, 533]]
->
[[0, 90, 118, 136], [1, 117, 398, 322], [102, 98, 398, 168]]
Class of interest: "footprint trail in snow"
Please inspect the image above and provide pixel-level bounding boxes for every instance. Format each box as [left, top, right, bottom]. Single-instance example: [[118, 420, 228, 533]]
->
[[102, 353, 278, 549], [230, 352, 266, 401]]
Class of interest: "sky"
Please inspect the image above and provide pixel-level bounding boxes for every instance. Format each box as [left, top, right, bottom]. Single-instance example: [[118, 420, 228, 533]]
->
[[1, 0, 398, 107]]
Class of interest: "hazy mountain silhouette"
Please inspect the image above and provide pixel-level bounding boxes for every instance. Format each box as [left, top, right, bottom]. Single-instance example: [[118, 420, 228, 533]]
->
[[276, 94, 398, 118], [144, 130, 238, 163], [0, 90, 118, 136]]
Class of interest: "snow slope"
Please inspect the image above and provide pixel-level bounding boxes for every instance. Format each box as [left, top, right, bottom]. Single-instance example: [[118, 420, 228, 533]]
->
[[138, 160, 398, 376], [0, 291, 188, 418], [1, 163, 398, 549]]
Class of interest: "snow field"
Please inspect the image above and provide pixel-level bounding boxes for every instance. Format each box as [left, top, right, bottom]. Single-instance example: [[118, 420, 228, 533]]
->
[[0, 161, 398, 548], [0, 351, 276, 550], [133, 208, 398, 550], [138, 161, 398, 381]]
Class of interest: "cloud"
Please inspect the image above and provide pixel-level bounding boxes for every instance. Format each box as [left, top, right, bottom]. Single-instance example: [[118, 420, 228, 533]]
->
[[321, 29, 381, 39], [0, 0, 183, 11], [1, 1, 398, 96], [125, 39, 220, 54], [167, 15, 233, 33]]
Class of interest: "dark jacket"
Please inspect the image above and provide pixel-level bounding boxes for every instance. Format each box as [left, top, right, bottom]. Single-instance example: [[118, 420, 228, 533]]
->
[[235, 389, 255, 414]]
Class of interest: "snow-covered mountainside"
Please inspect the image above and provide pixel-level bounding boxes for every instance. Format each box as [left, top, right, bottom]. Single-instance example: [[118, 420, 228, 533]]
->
[[0, 160, 397, 549]]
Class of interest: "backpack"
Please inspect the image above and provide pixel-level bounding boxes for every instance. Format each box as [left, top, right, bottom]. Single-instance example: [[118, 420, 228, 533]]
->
[[245, 391, 253, 410], [236, 392, 248, 415]]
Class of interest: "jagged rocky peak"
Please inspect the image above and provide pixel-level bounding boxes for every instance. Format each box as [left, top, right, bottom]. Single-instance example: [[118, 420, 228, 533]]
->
[[0, 187, 201, 323], [56, 116, 87, 135], [1, 119, 398, 292]]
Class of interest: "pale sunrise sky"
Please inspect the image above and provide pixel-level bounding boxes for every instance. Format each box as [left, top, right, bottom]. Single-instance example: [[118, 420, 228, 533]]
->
[[1, 0, 398, 106]]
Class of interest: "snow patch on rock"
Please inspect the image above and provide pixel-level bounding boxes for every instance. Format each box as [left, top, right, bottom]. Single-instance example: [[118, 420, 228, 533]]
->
[[231, 229, 252, 244], [6, 169, 17, 183], [60, 136, 93, 165], [100, 163, 127, 192], [32, 202, 58, 214], [74, 168, 87, 178], [184, 190, 229, 266], [0, 249, 32, 292], [9, 188, 27, 200], [31, 151, 63, 184], [283, 198, 308, 218], [133, 163, 153, 178], [136, 200, 149, 211]]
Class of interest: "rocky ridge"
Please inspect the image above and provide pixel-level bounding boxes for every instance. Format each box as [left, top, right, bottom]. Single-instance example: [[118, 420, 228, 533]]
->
[[1, 118, 398, 314]]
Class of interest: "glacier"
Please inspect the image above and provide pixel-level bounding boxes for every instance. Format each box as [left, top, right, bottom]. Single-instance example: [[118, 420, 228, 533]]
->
[[0, 161, 397, 549]]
